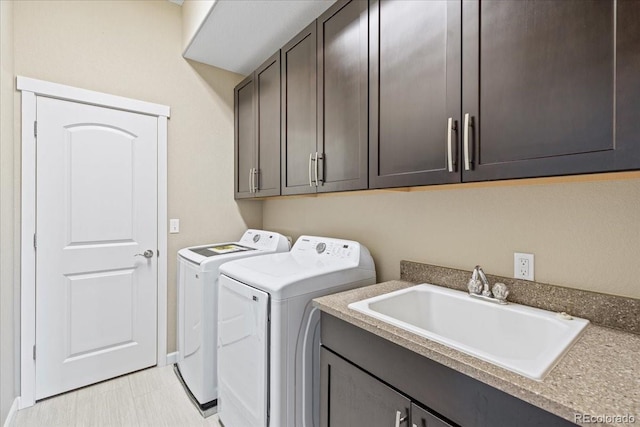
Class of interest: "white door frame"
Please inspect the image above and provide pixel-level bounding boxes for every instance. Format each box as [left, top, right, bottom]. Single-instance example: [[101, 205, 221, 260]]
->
[[17, 76, 170, 409]]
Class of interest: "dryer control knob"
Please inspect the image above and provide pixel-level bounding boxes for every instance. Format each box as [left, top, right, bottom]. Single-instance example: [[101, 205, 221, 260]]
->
[[316, 242, 326, 254]]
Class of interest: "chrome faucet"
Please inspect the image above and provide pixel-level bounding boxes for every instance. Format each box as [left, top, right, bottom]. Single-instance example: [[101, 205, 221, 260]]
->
[[467, 265, 509, 304]]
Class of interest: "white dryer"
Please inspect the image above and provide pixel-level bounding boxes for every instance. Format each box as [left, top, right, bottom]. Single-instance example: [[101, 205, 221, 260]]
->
[[217, 236, 376, 427], [176, 229, 289, 415]]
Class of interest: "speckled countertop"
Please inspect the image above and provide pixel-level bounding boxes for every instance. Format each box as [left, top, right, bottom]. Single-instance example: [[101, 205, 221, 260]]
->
[[314, 280, 640, 427]]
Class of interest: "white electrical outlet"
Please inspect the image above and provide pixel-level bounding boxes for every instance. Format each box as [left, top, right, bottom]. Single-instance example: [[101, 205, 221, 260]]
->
[[169, 219, 180, 234], [514, 252, 534, 281]]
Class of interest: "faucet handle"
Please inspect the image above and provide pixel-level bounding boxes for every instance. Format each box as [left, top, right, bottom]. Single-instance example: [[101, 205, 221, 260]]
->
[[467, 278, 483, 294], [492, 282, 509, 302], [475, 266, 492, 296]]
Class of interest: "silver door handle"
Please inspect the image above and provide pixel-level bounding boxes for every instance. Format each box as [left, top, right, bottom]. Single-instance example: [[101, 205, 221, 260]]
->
[[314, 152, 322, 186], [309, 153, 314, 187], [447, 117, 456, 172], [253, 168, 259, 192], [249, 168, 254, 193], [463, 113, 471, 171], [395, 410, 408, 427], [135, 250, 154, 259]]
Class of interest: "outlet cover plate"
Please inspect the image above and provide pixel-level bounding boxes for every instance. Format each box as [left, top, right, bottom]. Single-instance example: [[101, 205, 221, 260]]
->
[[514, 252, 534, 281]]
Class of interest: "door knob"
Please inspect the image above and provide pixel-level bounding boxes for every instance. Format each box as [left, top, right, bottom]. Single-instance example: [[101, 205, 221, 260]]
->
[[134, 250, 154, 259]]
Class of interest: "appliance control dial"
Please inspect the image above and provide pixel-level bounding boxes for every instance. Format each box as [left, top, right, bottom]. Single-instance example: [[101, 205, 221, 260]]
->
[[316, 242, 326, 254], [253, 234, 261, 243]]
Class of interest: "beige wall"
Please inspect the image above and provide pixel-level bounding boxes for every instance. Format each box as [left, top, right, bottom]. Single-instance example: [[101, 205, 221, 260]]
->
[[263, 177, 640, 299], [13, 0, 262, 354], [1, 0, 17, 421]]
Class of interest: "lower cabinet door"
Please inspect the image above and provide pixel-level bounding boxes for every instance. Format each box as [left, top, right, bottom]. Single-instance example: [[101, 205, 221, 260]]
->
[[411, 403, 453, 427], [321, 347, 410, 427]]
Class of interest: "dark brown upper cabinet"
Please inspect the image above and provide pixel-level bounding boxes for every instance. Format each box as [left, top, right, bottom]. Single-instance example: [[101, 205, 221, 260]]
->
[[240, 0, 640, 198], [461, 0, 640, 182], [282, 1, 368, 196], [234, 52, 282, 199], [317, 0, 369, 192], [234, 74, 255, 199], [281, 22, 318, 195], [369, 0, 462, 189]]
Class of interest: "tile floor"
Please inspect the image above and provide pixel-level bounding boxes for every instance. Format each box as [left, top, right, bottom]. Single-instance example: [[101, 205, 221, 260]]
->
[[14, 365, 222, 427]]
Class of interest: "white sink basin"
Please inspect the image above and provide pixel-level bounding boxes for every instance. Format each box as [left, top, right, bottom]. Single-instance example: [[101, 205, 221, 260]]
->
[[348, 283, 589, 380]]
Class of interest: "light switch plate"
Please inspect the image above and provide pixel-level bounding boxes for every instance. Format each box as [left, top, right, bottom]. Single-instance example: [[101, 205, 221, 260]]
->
[[169, 219, 180, 234]]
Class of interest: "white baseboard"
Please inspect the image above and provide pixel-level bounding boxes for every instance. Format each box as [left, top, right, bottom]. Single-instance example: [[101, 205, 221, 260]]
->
[[3, 397, 20, 427], [166, 351, 178, 365]]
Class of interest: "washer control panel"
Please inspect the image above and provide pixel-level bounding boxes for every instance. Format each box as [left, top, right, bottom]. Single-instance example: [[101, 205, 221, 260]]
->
[[239, 229, 290, 251], [294, 236, 359, 262]]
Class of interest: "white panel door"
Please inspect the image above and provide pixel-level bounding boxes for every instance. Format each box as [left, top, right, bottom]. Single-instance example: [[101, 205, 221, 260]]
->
[[218, 275, 269, 427], [35, 96, 158, 399]]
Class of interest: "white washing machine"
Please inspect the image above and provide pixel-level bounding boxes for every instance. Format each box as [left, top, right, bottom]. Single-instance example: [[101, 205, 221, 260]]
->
[[176, 229, 290, 415], [217, 236, 376, 427]]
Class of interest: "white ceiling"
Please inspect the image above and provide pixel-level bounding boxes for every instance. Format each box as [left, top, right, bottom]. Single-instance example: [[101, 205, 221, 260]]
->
[[183, 0, 337, 76]]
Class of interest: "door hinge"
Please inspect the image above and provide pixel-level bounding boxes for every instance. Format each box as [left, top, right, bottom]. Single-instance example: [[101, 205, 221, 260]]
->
[[33, 345, 36, 360], [33, 233, 37, 249], [34, 121, 37, 137], [157, 249, 160, 257]]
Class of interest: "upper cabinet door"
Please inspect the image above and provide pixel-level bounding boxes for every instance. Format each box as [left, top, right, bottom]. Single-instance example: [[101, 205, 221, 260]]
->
[[462, 0, 640, 182], [234, 74, 256, 199], [317, 0, 368, 193], [281, 22, 318, 195], [255, 52, 281, 197], [369, 0, 462, 189]]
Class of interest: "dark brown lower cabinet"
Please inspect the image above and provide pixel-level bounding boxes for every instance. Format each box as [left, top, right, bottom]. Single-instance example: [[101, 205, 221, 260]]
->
[[321, 347, 453, 427], [412, 403, 452, 427], [320, 313, 577, 427], [321, 348, 412, 427]]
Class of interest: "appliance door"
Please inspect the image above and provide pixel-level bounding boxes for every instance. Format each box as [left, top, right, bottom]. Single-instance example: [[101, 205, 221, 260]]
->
[[218, 275, 270, 427], [178, 258, 202, 361], [177, 257, 212, 403]]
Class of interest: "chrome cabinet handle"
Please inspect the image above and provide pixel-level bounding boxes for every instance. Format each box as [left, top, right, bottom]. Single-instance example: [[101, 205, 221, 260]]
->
[[314, 152, 319, 186], [308, 153, 314, 187], [253, 168, 259, 192], [395, 410, 408, 427], [447, 117, 456, 172], [314, 152, 323, 186], [463, 113, 471, 171], [249, 168, 254, 193], [135, 250, 154, 259]]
